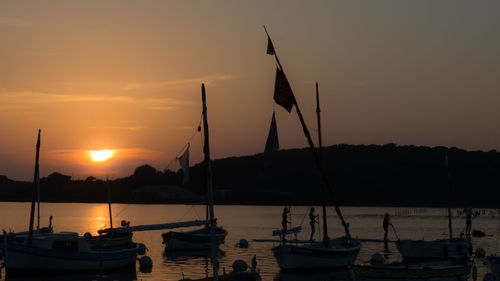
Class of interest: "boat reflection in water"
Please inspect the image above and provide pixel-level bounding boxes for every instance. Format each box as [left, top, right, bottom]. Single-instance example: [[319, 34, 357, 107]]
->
[[275, 268, 356, 281], [357, 257, 471, 281], [3, 267, 137, 281], [276, 265, 470, 281], [163, 249, 226, 260]]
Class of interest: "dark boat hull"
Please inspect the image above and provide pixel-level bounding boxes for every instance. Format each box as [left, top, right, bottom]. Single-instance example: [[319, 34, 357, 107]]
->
[[272, 237, 361, 270], [162, 227, 227, 250]]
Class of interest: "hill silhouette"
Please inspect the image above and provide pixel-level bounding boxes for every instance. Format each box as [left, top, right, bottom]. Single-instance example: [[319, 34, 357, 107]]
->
[[1, 144, 499, 207]]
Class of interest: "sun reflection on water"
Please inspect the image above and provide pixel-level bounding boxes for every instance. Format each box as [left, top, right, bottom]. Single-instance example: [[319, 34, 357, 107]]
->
[[89, 204, 110, 234]]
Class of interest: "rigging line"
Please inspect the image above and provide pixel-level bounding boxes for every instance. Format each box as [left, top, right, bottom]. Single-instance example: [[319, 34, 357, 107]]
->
[[192, 205, 202, 221], [299, 207, 308, 227], [178, 205, 196, 221], [114, 203, 131, 218], [307, 126, 318, 132], [165, 113, 204, 171]]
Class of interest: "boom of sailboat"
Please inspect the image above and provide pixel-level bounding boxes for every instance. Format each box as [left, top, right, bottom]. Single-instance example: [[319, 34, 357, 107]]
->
[[98, 220, 211, 234]]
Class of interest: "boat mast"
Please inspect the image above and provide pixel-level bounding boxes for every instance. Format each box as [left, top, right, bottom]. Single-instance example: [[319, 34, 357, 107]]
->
[[28, 129, 41, 245], [316, 82, 329, 247], [37, 172, 40, 230], [445, 155, 452, 240], [107, 179, 113, 230], [201, 83, 218, 281]]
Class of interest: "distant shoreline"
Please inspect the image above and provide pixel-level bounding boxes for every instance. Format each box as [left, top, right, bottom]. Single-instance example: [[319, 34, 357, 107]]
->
[[0, 200, 498, 209], [2, 144, 500, 208]]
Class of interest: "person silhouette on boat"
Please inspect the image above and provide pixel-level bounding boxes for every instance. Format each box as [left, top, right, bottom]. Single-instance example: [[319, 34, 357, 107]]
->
[[309, 207, 319, 241], [48, 215, 53, 231], [281, 207, 290, 242], [383, 213, 391, 242], [465, 207, 473, 237]]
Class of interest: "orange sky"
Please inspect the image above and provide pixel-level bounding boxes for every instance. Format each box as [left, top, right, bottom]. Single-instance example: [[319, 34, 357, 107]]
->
[[1, 1, 500, 180]]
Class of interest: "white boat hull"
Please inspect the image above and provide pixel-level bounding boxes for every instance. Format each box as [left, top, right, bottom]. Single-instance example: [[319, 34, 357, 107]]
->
[[3, 231, 138, 272], [272, 237, 361, 270]]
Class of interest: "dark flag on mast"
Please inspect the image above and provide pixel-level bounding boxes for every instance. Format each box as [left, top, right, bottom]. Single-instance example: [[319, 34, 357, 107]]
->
[[266, 36, 275, 55], [274, 67, 296, 112], [263, 112, 279, 168], [265, 30, 296, 112]]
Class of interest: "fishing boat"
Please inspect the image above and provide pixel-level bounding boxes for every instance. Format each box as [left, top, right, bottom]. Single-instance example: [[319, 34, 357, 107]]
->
[[2, 130, 139, 274], [358, 258, 472, 280], [3, 230, 138, 273], [264, 28, 362, 269]]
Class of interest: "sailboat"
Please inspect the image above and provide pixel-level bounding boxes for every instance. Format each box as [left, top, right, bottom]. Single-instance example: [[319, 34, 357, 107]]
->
[[162, 93, 227, 251], [177, 84, 260, 281], [2, 130, 139, 274], [0, 134, 53, 251], [395, 156, 471, 261], [270, 81, 362, 270], [358, 151, 472, 280]]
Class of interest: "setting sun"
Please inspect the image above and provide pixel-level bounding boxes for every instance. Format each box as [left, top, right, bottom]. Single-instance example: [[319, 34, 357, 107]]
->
[[89, 149, 113, 162]]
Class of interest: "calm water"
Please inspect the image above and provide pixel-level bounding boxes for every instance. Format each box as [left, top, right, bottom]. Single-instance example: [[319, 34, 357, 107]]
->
[[0, 202, 498, 280]]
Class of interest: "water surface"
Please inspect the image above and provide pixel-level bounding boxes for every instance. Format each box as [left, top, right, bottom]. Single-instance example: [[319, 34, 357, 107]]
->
[[0, 203, 497, 280]]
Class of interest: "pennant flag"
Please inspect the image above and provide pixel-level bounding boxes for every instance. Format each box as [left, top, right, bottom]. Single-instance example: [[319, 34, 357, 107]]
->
[[274, 67, 296, 112], [178, 144, 190, 184], [263, 112, 279, 168], [267, 35, 275, 55]]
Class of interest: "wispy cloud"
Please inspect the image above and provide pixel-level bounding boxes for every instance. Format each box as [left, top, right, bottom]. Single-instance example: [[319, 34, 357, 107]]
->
[[0, 16, 31, 28], [0, 91, 134, 104], [87, 125, 146, 131], [121, 74, 235, 91], [150, 106, 173, 111], [144, 97, 192, 105], [0, 91, 191, 113]]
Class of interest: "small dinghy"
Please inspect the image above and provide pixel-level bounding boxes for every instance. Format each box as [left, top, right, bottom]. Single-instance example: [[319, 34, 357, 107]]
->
[[162, 226, 227, 250]]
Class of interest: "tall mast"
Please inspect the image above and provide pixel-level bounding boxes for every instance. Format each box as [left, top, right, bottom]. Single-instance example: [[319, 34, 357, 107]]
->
[[445, 155, 452, 240], [37, 172, 40, 230], [107, 179, 113, 230], [28, 129, 41, 245], [202, 84, 218, 281], [316, 82, 329, 247]]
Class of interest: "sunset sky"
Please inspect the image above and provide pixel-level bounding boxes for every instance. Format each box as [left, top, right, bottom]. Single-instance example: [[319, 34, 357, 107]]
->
[[1, 1, 499, 180]]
